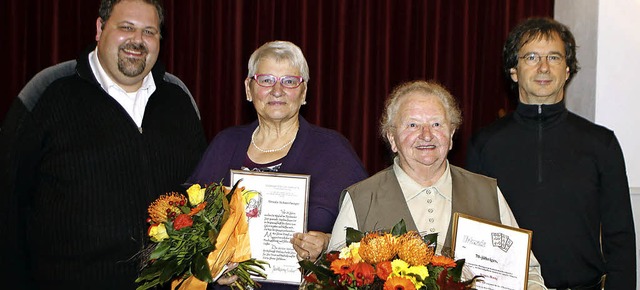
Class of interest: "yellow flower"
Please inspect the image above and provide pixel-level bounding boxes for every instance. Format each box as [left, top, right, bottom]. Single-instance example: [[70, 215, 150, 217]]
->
[[339, 242, 362, 263], [405, 265, 429, 288], [405, 265, 429, 279], [186, 184, 205, 205], [148, 223, 169, 242], [391, 259, 410, 276]]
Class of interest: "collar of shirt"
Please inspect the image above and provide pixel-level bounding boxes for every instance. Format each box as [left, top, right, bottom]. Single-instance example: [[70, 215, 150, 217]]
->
[[392, 157, 452, 202], [393, 157, 453, 245], [88, 48, 156, 128], [89, 48, 156, 96]]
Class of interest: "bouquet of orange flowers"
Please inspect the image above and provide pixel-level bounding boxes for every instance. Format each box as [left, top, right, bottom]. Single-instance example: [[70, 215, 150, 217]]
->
[[136, 180, 268, 290], [299, 220, 479, 290]]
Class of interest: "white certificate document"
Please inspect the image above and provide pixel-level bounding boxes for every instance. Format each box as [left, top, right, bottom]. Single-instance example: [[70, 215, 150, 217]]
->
[[230, 170, 310, 285], [452, 213, 532, 290]]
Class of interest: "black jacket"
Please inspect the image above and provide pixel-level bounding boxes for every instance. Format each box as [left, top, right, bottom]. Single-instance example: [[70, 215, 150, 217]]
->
[[466, 100, 636, 289], [0, 45, 207, 289]]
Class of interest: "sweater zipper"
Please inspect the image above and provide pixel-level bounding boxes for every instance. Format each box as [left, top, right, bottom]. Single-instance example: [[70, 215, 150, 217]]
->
[[537, 105, 543, 183]]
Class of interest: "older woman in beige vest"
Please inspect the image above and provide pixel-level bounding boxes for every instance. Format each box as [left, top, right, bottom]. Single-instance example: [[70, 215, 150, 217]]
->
[[328, 80, 547, 289]]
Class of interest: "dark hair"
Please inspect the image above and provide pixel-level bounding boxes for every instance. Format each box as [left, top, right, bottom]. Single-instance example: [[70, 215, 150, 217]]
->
[[99, 0, 164, 28], [503, 17, 580, 89]]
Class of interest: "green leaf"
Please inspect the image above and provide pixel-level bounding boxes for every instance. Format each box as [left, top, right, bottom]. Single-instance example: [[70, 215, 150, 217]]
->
[[150, 241, 171, 260], [191, 252, 213, 283], [159, 258, 180, 284], [423, 232, 438, 248], [345, 227, 364, 246], [136, 260, 165, 282], [449, 258, 465, 280], [391, 219, 408, 236], [299, 260, 336, 281]]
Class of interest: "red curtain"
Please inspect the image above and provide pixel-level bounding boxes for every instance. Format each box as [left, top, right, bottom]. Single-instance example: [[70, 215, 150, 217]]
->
[[0, 0, 553, 174]]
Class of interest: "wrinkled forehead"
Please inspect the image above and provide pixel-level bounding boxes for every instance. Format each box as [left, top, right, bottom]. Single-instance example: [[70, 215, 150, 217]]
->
[[396, 93, 447, 118]]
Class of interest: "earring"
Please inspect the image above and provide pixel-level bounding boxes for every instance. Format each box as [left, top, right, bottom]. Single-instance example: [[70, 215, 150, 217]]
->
[[302, 101, 307, 105]]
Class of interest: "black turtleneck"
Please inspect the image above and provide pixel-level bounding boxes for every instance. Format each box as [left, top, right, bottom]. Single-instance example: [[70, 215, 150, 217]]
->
[[466, 100, 636, 289]]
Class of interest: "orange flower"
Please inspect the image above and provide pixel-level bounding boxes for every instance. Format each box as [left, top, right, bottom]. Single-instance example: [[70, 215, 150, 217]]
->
[[188, 201, 207, 216], [148, 192, 186, 223], [383, 276, 417, 290], [430, 255, 457, 268], [330, 258, 354, 275], [359, 232, 397, 264], [352, 262, 376, 285], [376, 260, 393, 280]]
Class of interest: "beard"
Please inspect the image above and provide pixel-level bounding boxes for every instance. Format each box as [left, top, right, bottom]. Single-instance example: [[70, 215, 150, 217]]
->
[[117, 42, 148, 77]]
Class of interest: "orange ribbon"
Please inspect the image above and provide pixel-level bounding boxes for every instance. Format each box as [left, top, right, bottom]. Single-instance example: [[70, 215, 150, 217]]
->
[[173, 185, 251, 289]]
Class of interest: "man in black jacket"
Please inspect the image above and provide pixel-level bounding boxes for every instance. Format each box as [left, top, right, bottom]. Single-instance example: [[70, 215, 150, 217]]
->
[[0, 0, 207, 288], [466, 18, 636, 289]]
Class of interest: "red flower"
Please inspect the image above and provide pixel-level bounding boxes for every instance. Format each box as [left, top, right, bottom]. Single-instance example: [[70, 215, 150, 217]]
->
[[303, 273, 319, 284], [376, 260, 393, 280], [436, 268, 468, 290], [352, 262, 376, 285], [173, 214, 193, 230], [325, 251, 341, 262]]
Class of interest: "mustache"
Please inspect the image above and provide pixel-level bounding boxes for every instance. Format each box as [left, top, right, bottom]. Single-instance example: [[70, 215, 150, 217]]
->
[[120, 42, 148, 54]]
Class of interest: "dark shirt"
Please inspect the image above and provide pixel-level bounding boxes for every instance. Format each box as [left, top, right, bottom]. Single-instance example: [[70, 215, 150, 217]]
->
[[466, 100, 636, 289], [0, 46, 207, 289]]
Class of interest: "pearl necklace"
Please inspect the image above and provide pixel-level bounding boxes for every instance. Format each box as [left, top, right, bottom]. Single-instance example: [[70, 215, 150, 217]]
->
[[251, 126, 296, 153]]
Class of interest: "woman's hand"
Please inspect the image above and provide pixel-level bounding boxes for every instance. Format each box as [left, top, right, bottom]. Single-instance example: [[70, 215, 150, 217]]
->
[[290, 231, 331, 262]]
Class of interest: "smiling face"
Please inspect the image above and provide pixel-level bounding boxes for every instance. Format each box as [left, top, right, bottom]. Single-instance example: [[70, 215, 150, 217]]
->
[[244, 57, 307, 123], [387, 92, 454, 176], [95, 0, 161, 92], [510, 32, 570, 104]]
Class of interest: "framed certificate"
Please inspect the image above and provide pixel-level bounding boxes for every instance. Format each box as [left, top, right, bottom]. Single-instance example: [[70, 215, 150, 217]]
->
[[230, 170, 310, 285], [451, 213, 533, 290]]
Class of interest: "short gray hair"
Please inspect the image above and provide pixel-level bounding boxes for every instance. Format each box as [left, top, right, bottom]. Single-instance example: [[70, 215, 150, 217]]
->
[[247, 41, 310, 82], [380, 80, 462, 144]]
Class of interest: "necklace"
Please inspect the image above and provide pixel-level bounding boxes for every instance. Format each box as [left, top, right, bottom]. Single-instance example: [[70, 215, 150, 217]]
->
[[251, 126, 296, 153]]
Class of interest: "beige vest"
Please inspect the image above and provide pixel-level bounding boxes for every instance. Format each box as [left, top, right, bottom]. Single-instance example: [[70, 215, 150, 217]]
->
[[343, 165, 500, 251]]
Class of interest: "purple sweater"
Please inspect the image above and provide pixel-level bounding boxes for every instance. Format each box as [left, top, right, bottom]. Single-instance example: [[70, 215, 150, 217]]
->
[[188, 116, 368, 233], [187, 116, 368, 289]]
